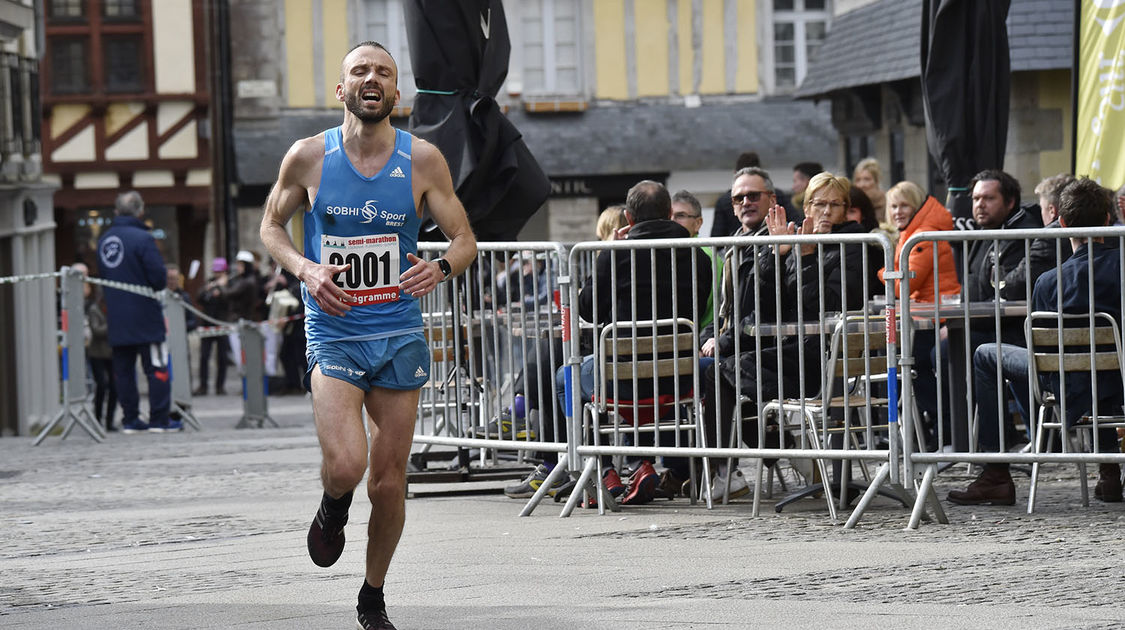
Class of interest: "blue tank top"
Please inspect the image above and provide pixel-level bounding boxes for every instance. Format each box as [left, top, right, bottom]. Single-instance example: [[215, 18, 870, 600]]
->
[[303, 126, 423, 344]]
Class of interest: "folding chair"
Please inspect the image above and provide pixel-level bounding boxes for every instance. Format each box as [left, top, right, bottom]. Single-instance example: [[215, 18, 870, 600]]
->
[[419, 314, 484, 424], [764, 314, 915, 519], [1026, 311, 1125, 512], [579, 318, 710, 509]]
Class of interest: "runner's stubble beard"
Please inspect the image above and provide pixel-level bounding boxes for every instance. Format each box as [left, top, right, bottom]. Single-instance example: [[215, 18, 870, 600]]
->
[[345, 87, 395, 124]]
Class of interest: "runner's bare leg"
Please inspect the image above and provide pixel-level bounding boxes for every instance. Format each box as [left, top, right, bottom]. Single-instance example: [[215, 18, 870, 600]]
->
[[362, 386, 420, 586], [311, 368, 368, 497]]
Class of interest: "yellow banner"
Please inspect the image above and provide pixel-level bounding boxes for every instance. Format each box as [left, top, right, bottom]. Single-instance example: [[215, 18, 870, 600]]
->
[[1077, 1, 1125, 190]]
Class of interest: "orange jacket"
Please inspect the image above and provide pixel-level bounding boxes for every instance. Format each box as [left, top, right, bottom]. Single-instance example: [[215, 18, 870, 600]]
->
[[878, 196, 961, 301]]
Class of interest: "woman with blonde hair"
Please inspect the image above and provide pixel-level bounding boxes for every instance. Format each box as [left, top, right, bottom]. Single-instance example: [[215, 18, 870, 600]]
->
[[853, 157, 886, 222], [877, 180, 960, 450], [768, 171, 857, 248], [877, 180, 959, 303], [710, 171, 876, 496], [596, 205, 628, 241]]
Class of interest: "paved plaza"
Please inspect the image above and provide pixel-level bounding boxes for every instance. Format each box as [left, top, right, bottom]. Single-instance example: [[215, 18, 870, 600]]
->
[[2, 391, 1123, 629]]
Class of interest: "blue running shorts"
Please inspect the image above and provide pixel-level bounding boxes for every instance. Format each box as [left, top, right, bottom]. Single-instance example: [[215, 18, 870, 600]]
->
[[305, 332, 431, 391]]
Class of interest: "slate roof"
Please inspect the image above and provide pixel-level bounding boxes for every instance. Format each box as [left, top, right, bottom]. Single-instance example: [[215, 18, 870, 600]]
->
[[796, 0, 1073, 99], [234, 98, 837, 187]]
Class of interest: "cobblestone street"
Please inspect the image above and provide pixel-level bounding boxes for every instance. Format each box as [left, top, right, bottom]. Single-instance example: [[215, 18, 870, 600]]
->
[[1, 393, 1123, 629]]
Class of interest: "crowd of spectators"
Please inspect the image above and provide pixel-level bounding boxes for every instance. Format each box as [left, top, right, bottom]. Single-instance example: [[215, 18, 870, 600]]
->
[[499, 156, 1123, 511]]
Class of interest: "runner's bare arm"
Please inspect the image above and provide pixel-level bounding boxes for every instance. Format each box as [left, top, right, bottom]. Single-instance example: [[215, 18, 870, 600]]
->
[[260, 138, 355, 316], [400, 140, 477, 297]]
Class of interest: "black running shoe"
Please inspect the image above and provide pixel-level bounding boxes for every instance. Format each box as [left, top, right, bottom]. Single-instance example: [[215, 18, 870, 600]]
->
[[356, 607, 397, 630], [307, 503, 347, 567]]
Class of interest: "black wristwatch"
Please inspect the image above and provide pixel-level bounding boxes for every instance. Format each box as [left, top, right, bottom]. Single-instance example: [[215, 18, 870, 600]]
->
[[436, 257, 452, 280]]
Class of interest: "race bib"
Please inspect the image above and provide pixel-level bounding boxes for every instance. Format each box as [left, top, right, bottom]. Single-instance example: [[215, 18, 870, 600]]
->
[[321, 233, 400, 305]]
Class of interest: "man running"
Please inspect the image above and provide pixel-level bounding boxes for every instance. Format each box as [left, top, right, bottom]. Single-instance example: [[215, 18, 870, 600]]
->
[[260, 41, 476, 630]]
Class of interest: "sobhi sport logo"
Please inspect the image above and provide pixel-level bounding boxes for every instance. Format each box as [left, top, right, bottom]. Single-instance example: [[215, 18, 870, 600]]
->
[[325, 200, 379, 224], [321, 363, 366, 378], [100, 235, 125, 268]]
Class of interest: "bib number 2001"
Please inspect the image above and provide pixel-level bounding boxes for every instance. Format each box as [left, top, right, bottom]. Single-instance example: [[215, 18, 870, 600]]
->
[[328, 250, 391, 288], [321, 233, 400, 305]]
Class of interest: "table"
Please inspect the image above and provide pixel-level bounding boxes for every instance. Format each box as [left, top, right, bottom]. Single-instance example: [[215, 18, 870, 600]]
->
[[740, 305, 952, 341], [741, 302, 1028, 453], [505, 309, 562, 339]]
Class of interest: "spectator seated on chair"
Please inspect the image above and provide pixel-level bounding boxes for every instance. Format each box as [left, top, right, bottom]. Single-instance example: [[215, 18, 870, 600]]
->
[[930, 171, 1068, 450], [961, 170, 1064, 348], [877, 180, 960, 450], [698, 166, 786, 498], [701, 171, 879, 500], [949, 176, 1123, 506], [554, 179, 712, 506]]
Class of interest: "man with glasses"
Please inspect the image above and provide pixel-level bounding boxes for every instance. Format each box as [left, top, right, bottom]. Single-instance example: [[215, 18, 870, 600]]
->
[[672, 190, 716, 330], [671, 189, 705, 237], [697, 167, 790, 499], [701, 167, 783, 361]]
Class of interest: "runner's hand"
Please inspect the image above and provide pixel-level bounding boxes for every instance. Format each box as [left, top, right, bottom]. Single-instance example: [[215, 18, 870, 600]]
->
[[302, 261, 353, 316], [400, 253, 443, 298]]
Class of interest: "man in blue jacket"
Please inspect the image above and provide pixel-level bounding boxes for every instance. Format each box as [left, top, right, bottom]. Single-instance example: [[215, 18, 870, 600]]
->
[[97, 191, 174, 433]]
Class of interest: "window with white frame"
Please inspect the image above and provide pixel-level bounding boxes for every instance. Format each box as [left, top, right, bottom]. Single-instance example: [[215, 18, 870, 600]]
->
[[518, 0, 582, 97], [772, 0, 829, 91], [358, 0, 416, 103]]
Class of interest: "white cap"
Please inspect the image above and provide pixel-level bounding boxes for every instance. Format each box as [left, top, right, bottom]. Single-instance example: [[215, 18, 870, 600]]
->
[[236, 250, 255, 263]]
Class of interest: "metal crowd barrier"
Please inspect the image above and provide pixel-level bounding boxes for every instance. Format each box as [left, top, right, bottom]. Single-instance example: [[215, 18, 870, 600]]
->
[[512, 233, 910, 523], [0, 270, 61, 437], [20, 267, 285, 444], [899, 227, 1125, 527], [180, 298, 290, 429], [32, 270, 201, 443], [409, 242, 570, 484], [32, 268, 97, 444], [26, 227, 1123, 527]]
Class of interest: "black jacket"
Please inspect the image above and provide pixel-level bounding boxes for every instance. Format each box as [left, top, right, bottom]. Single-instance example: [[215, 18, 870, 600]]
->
[[716, 220, 877, 400], [577, 218, 712, 401], [716, 221, 875, 358], [704, 223, 782, 356], [226, 269, 263, 321], [197, 275, 232, 321], [782, 220, 873, 319], [965, 207, 1058, 346], [965, 207, 1049, 302], [578, 219, 712, 328], [1002, 219, 1073, 300]]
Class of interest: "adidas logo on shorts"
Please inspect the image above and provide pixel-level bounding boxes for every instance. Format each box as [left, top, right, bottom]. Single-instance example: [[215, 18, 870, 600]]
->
[[414, 366, 426, 378], [390, 166, 406, 178]]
